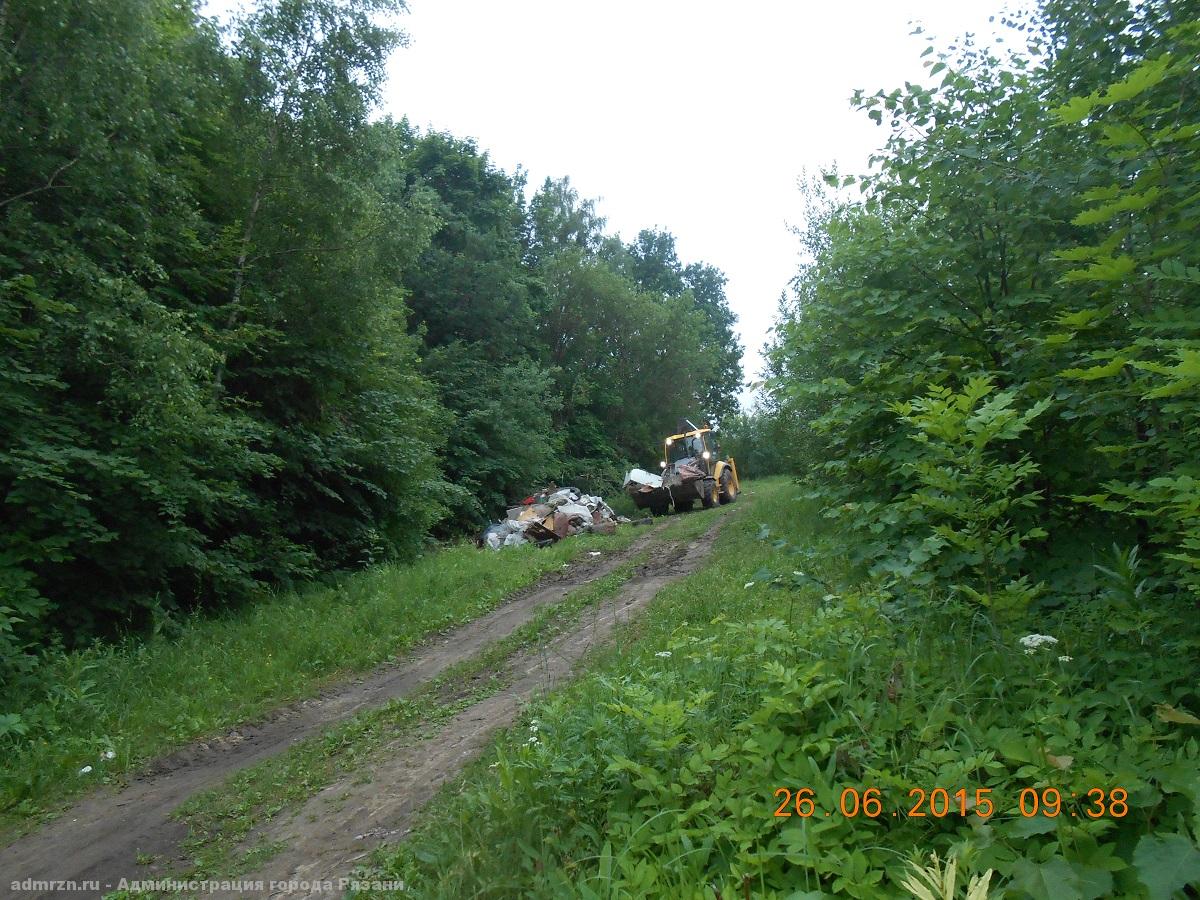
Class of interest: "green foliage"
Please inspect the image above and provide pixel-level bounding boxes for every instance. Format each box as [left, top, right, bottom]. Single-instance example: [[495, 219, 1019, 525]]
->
[[0, 0, 744, 672], [604, 229, 744, 425], [608, 3, 1200, 894], [717, 407, 796, 480], [0, 0, 287, 655], [421, 344, 561, 531], [765, 0, 1200, 613], [529, 183, 741, 472], [365, 479, 1200, 898], [888, 378, 1050, 614]]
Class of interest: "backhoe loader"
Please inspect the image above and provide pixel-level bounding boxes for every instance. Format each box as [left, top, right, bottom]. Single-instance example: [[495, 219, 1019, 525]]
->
[[624, 420, 740, 515]]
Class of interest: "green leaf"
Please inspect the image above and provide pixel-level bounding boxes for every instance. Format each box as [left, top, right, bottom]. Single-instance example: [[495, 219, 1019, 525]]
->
[[1061, 254, 1136, 283], [1154, 703, 1200, 725], [1062, 357, 1128, 380], [1055, 307, 1109, 329], [1072, 188, 1162, 226], [1069, 863, 1113, 900], [1053, 94, 1097, 124], [1097, 53, 1172, 105], [1011, 857, 1084, 900], [1133, 834, 1200, 900], [1006, 815, 1059, 839]]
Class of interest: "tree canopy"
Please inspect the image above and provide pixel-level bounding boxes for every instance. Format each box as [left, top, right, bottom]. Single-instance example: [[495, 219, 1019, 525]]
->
[[0, 0, 742, 670]]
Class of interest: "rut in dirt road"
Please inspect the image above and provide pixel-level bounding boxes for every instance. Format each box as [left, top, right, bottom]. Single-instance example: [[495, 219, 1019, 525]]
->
[[0, 521, 674, 900], [233, 515, 732, 899]]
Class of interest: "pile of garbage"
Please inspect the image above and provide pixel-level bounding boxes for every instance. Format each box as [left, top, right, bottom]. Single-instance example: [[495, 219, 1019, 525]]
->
[[480, 487, 630, 550]]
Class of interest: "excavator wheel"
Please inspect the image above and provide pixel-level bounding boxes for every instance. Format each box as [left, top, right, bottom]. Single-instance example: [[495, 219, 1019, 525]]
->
[[674, 498, 693, 513], [701, 479, 717, 509], [650, 501, 670, 516], [719, 471, 738, 504]]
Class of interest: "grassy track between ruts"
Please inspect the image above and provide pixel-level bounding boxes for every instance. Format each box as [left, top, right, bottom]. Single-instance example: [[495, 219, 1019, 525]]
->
[[171, 554, 651, 881]]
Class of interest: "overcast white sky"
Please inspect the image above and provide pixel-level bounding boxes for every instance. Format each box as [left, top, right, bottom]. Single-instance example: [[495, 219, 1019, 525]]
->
[[208, 0, 1012, 398], [382, 0, 1010, 396]]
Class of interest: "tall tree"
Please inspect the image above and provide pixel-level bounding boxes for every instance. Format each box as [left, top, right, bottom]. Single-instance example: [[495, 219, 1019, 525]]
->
[[396, 130, 560, 527], [207, 0, 446, 570], [0, 0, 276, 649]]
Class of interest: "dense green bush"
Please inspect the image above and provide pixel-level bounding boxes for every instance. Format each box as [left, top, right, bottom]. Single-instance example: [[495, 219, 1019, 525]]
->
[[767, 0, 1200, 613]]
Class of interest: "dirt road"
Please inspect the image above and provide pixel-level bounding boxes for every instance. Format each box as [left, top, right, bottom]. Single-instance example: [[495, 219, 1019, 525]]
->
[[2, 513, 729, 899]]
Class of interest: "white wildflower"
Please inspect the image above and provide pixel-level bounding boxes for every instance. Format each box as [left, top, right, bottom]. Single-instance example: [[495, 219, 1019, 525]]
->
[[1019, 634, 1059, 651], [1058, 655, 1073, 663], [655, 651, 671, 658], [78, 766, 93, 775]]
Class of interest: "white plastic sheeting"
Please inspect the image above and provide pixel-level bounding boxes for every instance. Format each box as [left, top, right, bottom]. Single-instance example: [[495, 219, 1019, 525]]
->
[[624, 468, 663, 490]]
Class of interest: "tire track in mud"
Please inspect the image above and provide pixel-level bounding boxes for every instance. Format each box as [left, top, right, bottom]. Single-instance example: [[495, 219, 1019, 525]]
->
[[234, 515, 732, 899], [0, 521, 677, 899]]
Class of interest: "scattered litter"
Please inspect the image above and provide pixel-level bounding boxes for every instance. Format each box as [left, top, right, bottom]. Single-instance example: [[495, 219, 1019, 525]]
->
[[589, 551, 602, 557], [744, 582, 755, 589], [78, 766, 93, 775]]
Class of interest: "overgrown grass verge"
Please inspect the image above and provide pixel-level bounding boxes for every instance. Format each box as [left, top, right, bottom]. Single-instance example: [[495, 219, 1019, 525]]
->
[[0, 521, 653, 839], [361, 477, 1200, 898], [166, 505, 723, 881]]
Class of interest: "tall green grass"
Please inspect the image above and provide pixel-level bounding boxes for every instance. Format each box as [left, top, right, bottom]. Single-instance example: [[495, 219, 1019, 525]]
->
[[0, 525, 648, 835]]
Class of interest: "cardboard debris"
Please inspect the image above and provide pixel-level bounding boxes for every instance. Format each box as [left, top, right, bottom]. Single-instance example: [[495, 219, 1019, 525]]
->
[[480, 485, 628, 550]]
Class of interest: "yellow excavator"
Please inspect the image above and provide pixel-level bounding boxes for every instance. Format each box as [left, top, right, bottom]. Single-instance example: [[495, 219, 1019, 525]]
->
[[625, 420, 740, 515]]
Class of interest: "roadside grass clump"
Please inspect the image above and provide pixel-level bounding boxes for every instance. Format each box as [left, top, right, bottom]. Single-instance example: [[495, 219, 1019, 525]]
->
[[364, 477, 1200, 898], [0, 523, 650, 838]]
